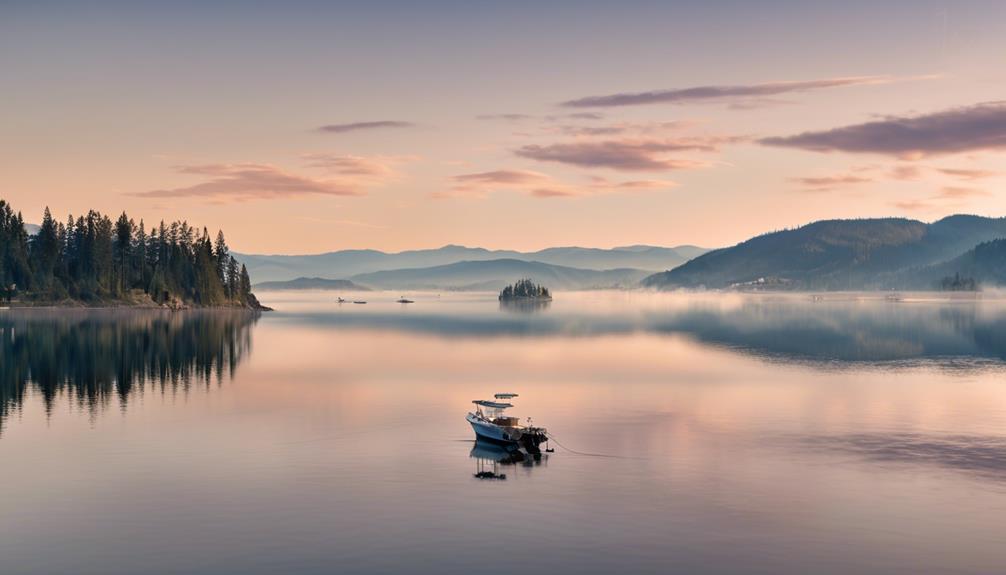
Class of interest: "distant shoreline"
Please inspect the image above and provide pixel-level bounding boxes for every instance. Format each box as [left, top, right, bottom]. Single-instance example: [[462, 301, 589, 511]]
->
[[1, 302, 271, 311], [0, 303, 271, 311]]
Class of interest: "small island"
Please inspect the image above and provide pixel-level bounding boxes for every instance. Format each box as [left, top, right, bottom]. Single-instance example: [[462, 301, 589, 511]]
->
[[498, 278, 552, 301], [0, 198, 268, 310]]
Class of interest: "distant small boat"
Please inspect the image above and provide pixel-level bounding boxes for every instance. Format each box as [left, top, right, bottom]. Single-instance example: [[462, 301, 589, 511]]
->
[[397, 296, 414, 304], [337, 297, 347, 303], [353, 300, 367, 304]]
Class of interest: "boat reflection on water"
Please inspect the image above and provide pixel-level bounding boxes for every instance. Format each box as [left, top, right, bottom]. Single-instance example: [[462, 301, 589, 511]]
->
[[470, 439, 548, 480]]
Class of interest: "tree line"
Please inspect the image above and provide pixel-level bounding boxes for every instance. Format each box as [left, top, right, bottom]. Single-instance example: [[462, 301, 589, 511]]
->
[[0, 198, 257, 307]]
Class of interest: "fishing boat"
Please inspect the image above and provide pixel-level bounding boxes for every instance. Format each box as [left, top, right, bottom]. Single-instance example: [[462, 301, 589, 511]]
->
[[466, 393, 548, 454], [397, 296, 414, 303], [353, 300, 367, 304]]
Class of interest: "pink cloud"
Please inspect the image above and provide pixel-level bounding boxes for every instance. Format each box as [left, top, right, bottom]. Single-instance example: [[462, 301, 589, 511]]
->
[[935, 167, 1000, 180], [514, 137, 732, 171], [936, 186, 991, 199], [789, 174, 874, 193], [562, 75, 906, 108], [135, 163, 364, 202], [762, 101, 1006, 158], [437, 169, 676, 199]]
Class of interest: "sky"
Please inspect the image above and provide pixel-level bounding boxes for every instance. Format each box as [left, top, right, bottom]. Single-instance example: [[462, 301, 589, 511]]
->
[[2, 0, 1005, 254]]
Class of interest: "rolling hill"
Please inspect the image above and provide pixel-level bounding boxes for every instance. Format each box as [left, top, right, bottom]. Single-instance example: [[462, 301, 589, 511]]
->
[[253, 277, 371, 291], [350, 259, 650, 291], [642, 215, 1006, 290], [235, 244, 707, 282]]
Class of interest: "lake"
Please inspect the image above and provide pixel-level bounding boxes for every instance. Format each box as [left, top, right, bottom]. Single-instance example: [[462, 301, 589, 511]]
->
[[1, 291, 1005, 575]]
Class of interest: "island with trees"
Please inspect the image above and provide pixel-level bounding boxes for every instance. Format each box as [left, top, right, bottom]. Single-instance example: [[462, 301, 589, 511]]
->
[[0, 198, 268, 309], [498, 278, 552, 301]]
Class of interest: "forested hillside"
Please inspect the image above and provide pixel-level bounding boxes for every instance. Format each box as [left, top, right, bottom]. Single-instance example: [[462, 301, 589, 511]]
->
[[0, 199, 265, 308], [898, 238, 1006, 289], [643, 216, 1006, 290]]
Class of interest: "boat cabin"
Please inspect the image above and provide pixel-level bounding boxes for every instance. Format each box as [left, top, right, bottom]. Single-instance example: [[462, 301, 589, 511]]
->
[[472, 398, 521, 427]]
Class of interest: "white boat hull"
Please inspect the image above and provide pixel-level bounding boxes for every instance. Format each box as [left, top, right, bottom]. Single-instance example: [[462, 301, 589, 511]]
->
[[466, 412, 516, 444]]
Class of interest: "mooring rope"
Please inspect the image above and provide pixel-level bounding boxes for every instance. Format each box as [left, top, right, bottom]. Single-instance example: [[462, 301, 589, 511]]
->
[[544, 432, 638, 459]]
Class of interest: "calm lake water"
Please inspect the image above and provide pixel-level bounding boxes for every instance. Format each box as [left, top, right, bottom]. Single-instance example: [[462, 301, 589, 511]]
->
[[2, 291, 1005, 575]]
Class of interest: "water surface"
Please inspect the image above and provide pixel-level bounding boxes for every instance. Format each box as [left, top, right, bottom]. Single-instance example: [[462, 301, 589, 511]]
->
[[1, 291, 1005, 574]]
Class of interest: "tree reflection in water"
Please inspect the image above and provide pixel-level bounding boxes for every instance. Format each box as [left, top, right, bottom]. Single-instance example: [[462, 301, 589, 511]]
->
[[0, 310, 258, 434]]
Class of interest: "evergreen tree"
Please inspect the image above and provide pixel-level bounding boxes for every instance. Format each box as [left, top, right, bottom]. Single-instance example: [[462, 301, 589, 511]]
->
[[135, 220, 148, 289], [214, 230, 229, 285], [114, 212, 133, 294], [30, 207, 61, 293], [226, 255, 240, 299], [239, 264, 251, 304]]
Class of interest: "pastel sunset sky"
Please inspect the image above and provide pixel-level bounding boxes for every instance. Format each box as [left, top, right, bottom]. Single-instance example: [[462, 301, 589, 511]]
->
[[2, 0, 1004, 253]]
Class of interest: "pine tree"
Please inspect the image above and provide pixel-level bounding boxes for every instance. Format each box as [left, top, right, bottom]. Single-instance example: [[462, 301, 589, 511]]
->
[[135, 220, 148, 289], [214, 230, 229, 286], [226, 255, 240, 300], [31, 207, 61, 292], [114, 212, 133, 295], [239, 264, 251, 304]]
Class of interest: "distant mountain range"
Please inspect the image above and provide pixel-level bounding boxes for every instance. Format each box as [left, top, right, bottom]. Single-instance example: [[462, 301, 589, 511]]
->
[[643, 215, 1006, 290], [235, 244, 707, 283], [253, 277, 370, 291], [239, 215, 1006, 292], [349, 259, 650, 291]]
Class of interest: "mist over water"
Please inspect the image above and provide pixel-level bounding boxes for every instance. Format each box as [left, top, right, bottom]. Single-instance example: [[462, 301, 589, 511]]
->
[[1, 291, 1005, 575]]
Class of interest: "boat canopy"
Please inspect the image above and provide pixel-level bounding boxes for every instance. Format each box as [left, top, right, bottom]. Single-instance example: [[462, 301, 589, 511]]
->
[[494, 393, 519, 399], [473, 400, 512, 409]]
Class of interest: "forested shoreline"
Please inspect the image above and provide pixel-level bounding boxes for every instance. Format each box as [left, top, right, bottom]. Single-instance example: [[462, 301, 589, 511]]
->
[[0, 198, 267, 309]]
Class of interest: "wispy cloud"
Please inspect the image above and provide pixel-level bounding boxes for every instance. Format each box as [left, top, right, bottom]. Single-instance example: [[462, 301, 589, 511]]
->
[[437, 169, 551, 199], [888, 165, 923, 181], [936, 186, 991, 199], [790, 160, 1002, 193], [935, 167, 1000, 180], [437, 169, 676, 199], [549, 120, 694, 137], [316, 120, 415, 134], [893, 199, 932, 211], [761, 101, 1006, 158], [301, 153, 413, 177], [893, 186, 991, 211], [477, 112, 605, 122], [587, 176, 678, 191], [475, 113, 535, 122], [556, 112, 605, 121], [789, 174, 874, 193], [561, 75, 904, 108], [514, 137, 735, 171], [134, 163, 364, 202], [530, 187, 579, 198], [453, 170, 550, 186]]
